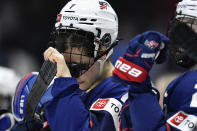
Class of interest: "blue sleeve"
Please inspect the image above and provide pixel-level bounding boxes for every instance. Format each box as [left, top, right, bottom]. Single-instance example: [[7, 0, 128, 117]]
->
[[89, 110, 116, 131], [0, 108, 15, 131], [128, 87, 168, 131], [44, 77, 90, 131], [44, 77, 117, 131]]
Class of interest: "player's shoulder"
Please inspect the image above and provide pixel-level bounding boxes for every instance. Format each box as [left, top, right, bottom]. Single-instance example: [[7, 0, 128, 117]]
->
[[166, 70, 197, 94], [87, 76, 130, 120], [89, 76, 130, 115], [90, 97, 123, 130], [164, 70, 197, 114], [101, 76, 126, 87], [95, 76, 130, 98]]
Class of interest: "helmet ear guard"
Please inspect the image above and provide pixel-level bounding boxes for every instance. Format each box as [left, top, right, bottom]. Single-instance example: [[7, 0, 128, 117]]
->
[[94, 33, 112, 60], [100, 33, 112, 47]]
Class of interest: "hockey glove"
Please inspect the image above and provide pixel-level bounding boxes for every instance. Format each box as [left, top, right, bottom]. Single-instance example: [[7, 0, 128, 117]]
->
[[113, 30, 169, 83], [12, 72, 53, 121]]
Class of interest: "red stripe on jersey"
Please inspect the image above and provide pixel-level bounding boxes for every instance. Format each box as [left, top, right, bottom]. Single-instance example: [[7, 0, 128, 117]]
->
[[89, 120, 93, 127], [166, 123, 171, 131], [122, 127, 133, 131]]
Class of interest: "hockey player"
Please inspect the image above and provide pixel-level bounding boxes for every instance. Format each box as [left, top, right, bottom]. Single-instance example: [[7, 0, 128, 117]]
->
[[163, 0, 197, 130], [12, 0, 127, 130], [11, 0, 170, 131], [115, 0, 197, 130]]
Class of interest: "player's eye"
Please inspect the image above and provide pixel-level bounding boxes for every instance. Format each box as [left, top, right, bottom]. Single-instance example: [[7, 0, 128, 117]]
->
[[67, 62, 91, 78]]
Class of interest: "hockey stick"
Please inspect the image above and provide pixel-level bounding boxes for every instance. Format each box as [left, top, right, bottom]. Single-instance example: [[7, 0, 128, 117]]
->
[[25, 60, 57, 120]]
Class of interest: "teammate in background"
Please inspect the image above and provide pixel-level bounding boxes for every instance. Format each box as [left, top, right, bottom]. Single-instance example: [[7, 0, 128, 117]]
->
[[0, 66, 20, 110], [163, 0, 197, 130], [115, 0, 197, 130], [0, 66, 20, 130]]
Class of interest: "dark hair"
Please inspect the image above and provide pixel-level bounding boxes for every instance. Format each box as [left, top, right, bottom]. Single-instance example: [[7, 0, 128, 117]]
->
[[55, 29, 95, 57]]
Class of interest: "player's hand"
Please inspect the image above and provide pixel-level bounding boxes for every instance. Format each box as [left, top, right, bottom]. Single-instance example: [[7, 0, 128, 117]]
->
[[113, 30, 169, 83], [43, 47, 71, 77]]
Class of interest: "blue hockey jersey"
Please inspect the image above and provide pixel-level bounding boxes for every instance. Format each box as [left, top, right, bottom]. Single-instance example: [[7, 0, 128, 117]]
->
[[44, 74, 168, 131], [163, 70, 197, 131], [44, 76, 131, 131], [125, 70, 197, 131], [119, 78, 167, 131], [11, 72, 174, 131]]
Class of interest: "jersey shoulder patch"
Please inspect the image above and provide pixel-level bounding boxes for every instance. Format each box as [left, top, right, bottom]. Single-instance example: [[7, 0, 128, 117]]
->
[[90, 98, 122, 130], [167, 111, 197, 131]]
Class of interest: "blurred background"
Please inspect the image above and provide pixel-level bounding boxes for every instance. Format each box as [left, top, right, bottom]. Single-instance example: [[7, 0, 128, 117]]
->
[[0, 0, 186, 110]]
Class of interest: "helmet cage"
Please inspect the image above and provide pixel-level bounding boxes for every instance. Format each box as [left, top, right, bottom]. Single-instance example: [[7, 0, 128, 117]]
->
[[51, 25, 116, 78], [176, 13, 197, 31], [167, 13, 197, 68]]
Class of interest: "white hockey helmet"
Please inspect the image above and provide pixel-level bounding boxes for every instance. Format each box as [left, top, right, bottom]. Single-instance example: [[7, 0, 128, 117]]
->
[[55, 0, 118, 58], [54, 0, 118, 77], [176, 0, 197, 18]]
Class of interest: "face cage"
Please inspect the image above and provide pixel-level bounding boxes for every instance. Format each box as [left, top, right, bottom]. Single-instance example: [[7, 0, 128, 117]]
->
[[167, 14, 197, 68], [167, 13, 197, 36], [50, 25, 116, 78], [63, 51, 94, 78]]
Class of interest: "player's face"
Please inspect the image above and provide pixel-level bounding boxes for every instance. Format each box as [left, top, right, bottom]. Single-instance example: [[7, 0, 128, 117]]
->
[[63, 48, 101, 90]]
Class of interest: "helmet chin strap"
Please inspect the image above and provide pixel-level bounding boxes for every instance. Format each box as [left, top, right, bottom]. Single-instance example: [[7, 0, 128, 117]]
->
[[94, 41, 103, 77], [97, 49, 113, 77], [93, 39, 118, 77]]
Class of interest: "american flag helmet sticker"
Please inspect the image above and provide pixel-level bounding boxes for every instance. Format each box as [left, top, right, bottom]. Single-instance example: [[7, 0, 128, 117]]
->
[[99, 1, 108, 9]]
